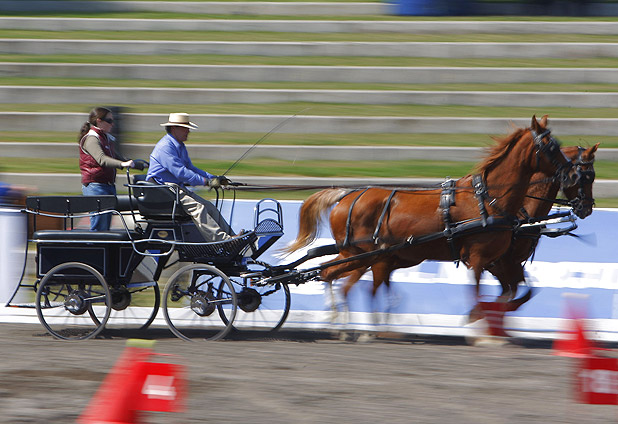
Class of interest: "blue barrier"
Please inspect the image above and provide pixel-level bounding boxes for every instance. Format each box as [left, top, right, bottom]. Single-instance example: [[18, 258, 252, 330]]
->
[[227, 201, 618, 340], [2, 199, 616, 340]]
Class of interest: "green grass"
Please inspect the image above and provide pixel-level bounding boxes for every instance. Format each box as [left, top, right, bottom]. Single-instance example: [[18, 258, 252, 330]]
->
[[594, 198, 618, 208], [5, 77, 618, 93], [1, 102, 618, 119], [7, 29, 618, 43], [3, 157, 617, 179], [1, 131, 611, 147], [4, 53, 618, 68]]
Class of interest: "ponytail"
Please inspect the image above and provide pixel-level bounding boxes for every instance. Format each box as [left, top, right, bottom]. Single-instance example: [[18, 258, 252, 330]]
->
[[78, 121, 91, 142], [78, 106, 112, 142]]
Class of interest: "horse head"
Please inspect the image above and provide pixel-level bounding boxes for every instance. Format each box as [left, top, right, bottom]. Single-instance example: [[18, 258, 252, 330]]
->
[[530, 115, 580, 190], [561, 143, 599, 219]]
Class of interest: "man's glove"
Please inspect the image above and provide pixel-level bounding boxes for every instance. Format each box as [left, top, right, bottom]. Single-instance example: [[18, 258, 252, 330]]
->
[[208, 175, 230, 189], [218, 175, 230, 186]]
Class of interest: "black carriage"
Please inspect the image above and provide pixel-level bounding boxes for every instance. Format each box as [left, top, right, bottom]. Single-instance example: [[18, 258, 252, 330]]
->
[[12, 173, 289, 341]]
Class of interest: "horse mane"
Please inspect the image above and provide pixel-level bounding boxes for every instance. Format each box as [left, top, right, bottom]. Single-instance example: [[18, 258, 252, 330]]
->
[[474, 127, 529, 176]]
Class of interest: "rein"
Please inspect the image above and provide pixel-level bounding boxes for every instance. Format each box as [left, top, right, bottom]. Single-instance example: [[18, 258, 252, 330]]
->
[[524, 193, 572, 207]]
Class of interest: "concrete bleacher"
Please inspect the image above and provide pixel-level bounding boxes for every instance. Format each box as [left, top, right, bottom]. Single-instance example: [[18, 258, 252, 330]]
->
[[1, 3, 617, 195]]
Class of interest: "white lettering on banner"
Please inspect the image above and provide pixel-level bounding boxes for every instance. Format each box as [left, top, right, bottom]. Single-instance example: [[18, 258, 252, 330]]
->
[[141, 375, 177, 400], [578, 369, 618, 394]]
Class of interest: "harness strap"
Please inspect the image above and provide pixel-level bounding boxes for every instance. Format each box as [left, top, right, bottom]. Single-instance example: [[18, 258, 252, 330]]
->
[[324, 215, 515, 272], [439, 179, 459, 262], [472, 174, 489, 227], [519, 206, 532, 222], [372, 190, 397, 243], [524, 193, 571, 207], [343, 188, 370, 247]]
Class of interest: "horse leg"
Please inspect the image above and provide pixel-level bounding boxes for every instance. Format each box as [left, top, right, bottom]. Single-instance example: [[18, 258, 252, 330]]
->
[[320, 252, 369, 283], [468, 258, 515, 344], [499, 260, 534, 312], [334, 266, 367, 341], [354, 259, 399, 342], [467, 266, 485, 324], [464, 236, 512, 323], [486, 260, 515, 301]]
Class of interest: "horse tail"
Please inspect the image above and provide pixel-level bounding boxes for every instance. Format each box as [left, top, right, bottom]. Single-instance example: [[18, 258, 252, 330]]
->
[[283, 188, 350, 254]]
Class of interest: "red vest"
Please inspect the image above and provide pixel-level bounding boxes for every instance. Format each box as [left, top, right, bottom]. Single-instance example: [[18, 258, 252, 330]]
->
[[79, 127, 116, 185]]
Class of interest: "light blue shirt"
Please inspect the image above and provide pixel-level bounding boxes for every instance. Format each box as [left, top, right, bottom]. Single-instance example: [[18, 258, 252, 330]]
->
[[146, 133, 214, 186]]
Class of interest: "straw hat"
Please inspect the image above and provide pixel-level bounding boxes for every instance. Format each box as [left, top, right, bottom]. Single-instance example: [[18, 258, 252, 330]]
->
[[160, 113, 198, 129]]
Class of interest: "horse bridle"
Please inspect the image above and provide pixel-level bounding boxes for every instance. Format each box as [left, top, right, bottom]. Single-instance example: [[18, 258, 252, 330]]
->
[[568, 146, 596, 216], [531, 129, 579, 189], [524, 144, 595, 218]]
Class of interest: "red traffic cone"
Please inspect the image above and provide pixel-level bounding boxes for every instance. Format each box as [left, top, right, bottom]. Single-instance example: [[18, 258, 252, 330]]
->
[[78, 345, 152, 424], [78, 340, 186, 424], [553, 318, 597, 358]]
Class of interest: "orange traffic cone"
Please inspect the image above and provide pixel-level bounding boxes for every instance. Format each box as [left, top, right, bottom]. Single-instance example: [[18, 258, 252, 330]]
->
[[78, 345, 152, 424], [78, 340, 186, 424], [553, 317, 597, 358]]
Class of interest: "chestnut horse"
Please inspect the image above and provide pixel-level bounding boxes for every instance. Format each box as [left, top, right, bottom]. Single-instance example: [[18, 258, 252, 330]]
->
[[285, 116, 581, 321], [320, 142, 598, 324], [485, 142, 598, 308]]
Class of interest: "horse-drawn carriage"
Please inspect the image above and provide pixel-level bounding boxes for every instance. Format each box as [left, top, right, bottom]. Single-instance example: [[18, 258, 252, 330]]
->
[[6, 116, 598, 341], [10, 172, 292, 341]]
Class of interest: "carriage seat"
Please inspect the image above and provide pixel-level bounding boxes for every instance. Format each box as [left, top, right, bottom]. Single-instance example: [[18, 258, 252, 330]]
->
[[32, 229, 142, 242], [115, 194, 135, 212], [130, 178, 191, 221]]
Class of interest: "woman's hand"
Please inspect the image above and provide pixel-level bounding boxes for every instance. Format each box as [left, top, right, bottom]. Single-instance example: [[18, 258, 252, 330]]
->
[[121, 160, 135, 169]]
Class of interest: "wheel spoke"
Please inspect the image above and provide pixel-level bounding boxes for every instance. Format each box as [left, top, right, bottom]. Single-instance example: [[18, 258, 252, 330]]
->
[[36, 262, 111, 341], [163, 264, 237, 341]]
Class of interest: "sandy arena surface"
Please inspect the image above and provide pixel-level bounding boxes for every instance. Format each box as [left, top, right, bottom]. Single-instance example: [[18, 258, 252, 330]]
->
[[0, 323, 615, 424]]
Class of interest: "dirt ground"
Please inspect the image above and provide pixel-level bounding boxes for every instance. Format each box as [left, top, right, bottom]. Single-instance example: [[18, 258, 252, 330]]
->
[[0, 323, 616, 424]]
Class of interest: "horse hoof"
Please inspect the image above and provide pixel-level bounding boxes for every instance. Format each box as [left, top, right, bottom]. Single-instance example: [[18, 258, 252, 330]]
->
[[338, 331, 354, 342], [468, 335, 509, 347], [356, 333, 376, 343]]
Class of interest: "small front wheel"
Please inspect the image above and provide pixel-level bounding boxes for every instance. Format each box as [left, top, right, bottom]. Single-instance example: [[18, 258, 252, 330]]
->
[[163, 264, 237, 341], [219, 281, 291, 332], [36, 262, 111, 340]]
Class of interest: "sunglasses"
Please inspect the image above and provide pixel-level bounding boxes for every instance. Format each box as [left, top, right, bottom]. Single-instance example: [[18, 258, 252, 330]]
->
[[100, 117, 114, 124]]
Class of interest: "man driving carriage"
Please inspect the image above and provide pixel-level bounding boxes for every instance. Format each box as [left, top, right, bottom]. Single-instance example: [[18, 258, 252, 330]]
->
[[146, 113, 238, 242]]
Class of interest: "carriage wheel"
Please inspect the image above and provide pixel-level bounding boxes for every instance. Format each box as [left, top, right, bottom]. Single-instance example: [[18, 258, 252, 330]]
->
[[163, 264, 237, 341], [218, 281, 291, 332], [35, 262, 111, 340], [90, 283, 161, 332]]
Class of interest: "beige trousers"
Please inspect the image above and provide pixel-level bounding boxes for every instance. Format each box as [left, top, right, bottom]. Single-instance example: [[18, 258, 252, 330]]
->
[[178, 188, 234, 242]]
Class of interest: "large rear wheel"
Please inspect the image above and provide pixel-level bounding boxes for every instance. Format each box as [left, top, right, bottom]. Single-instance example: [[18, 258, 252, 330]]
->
[[35, 262, 111, 340], [163, 264, 237, 341]]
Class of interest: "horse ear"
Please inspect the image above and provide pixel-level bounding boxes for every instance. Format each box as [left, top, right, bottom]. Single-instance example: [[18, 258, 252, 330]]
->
[[530, 115, 539, 131], [590, 142, 600, 154], [539, 115, 548, 127]]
